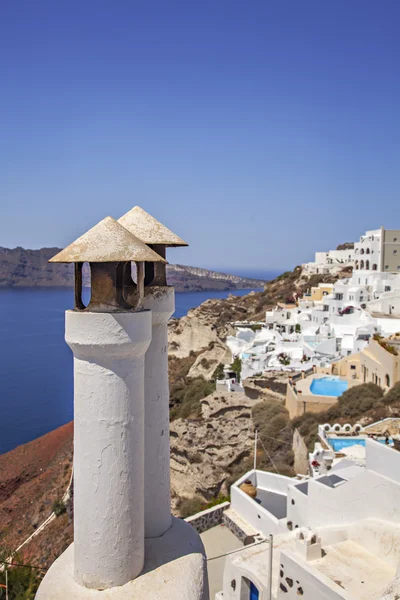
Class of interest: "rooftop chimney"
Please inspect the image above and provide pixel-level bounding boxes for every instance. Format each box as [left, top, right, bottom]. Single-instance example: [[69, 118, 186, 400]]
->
[[36, 212, 209, 600], [118, 206, 187, 538]]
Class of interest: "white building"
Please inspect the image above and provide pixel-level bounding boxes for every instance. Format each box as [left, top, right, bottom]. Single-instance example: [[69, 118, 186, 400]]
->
[[218, 437, 400, 599], [302, 227, 400, 276], [352, 227, 400, 274], [302, 248, 355, 275]]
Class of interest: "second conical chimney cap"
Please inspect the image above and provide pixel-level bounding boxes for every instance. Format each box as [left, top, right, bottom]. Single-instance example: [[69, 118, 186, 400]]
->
[[49, 216, 167, 263], [118, 206, 188, 247]]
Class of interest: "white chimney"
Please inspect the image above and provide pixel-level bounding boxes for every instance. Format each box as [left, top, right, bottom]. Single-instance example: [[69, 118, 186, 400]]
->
[[118, 205, 187, 538], [36, 214, 209, 600]]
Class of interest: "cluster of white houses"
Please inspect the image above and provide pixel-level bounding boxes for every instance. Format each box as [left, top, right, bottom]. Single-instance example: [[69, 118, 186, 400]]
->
[[208, 227, 400, 599], [226, 227, 400, 386], [302, 227, 400, 275], [213, 417, 400, 599]]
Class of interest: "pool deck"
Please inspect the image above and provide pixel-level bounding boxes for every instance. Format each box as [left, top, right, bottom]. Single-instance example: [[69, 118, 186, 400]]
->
[[295, 373, 360, 399]]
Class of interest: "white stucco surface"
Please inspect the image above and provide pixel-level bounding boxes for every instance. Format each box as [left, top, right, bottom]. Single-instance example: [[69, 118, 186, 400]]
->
[[66, 309, 151, 589], [143, 286, 175, 538], [35, 517, 209, 600]]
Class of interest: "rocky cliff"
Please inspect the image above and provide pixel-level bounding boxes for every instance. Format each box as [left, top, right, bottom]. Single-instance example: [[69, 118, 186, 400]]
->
[[0, 246, 264, 292]]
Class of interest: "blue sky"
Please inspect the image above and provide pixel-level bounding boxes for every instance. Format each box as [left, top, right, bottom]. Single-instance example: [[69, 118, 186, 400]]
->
[[0, 1, 399, 273]]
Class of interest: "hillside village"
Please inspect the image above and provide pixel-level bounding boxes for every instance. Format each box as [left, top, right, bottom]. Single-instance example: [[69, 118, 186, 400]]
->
[[1, 224, 400, 599]]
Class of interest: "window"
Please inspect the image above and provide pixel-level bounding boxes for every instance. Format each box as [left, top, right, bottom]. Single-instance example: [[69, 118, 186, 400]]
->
[[385, 265, 389, 270], [386, 374, 390, 387], [385, 286, 391, 292], [394, 250, 398, 254], [394, 237, 398, 242]]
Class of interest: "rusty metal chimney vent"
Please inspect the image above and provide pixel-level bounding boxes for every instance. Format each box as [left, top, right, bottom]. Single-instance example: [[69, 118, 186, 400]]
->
[[49, 216, 166, 311], [118, 206, 187, 287]]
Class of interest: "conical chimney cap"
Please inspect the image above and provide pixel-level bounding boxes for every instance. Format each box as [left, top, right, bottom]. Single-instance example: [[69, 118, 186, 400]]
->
[[118, 206, 188, 247], [49, 216, 167, 263]]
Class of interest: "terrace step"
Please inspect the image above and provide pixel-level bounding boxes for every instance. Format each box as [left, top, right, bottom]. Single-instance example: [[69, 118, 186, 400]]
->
[[222, 508, 259, 543]]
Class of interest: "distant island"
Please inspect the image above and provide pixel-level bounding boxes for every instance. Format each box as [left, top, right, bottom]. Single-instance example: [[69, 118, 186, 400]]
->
[[0, 246, 266, 292]]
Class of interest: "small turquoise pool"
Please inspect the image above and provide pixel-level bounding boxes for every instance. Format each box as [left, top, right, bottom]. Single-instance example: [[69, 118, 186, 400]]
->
[[329, 438, 392, 452], [310, 376, 348, 397]]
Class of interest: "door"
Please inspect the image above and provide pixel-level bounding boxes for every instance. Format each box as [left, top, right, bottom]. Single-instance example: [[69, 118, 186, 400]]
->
[[250, 581, 259, 600]]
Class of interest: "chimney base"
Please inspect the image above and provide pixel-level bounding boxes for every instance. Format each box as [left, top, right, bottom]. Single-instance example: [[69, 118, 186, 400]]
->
[[35, 517, 209, 600]]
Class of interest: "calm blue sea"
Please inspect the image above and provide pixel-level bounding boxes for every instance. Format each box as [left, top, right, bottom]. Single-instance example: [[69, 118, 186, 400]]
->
[[0, 285, 263, 454]]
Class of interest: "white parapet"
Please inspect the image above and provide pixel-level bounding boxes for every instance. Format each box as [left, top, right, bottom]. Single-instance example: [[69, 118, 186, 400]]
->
[[68, 309, 151, 590], [143, 286, 175, 538]]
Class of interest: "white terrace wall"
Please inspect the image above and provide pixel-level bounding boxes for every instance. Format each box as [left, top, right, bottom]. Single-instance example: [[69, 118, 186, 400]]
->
[[277, 550, 347, 600], [287, 483, 309, 530], [290, 442, 400, 530], [365, 439, 400, 485], [230, 470, 290, 537]]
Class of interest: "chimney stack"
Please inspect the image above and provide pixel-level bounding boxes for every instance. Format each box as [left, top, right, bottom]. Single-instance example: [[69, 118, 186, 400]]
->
[[118, 206, 187, 538], [36, 213, 208, 600]]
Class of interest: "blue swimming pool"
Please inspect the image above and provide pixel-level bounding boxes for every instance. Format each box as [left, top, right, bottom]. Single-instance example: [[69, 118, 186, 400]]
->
[[329, 438, 392, 451], [310, 376, 348, 397]]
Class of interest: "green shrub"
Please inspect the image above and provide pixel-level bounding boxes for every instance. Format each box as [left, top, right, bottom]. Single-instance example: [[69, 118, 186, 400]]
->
[[177, 496, 205, 518], [231, 357, 242, 382], [335, 383, 383, 418], [52, 499, 66, 517], [204, 494, 230, 509], [383, 382, 400, 405], [252, 401, 288, 427], [292, 412, 319, 450], [212, 363, 225, 382], [171, 377, 215, 420]]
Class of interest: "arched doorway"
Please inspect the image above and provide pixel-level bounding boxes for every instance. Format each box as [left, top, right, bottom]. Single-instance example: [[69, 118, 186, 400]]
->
[[240, 578, 260, 600], [250, 582, 259, 600]]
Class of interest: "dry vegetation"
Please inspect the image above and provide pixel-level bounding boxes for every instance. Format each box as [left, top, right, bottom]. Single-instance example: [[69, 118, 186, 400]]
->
[[168, 350, 216, 419], [293, 382, 400, 450]]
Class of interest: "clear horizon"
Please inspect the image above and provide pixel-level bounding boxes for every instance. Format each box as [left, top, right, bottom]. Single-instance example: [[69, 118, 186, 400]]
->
[[1, 2, 399, 270]]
